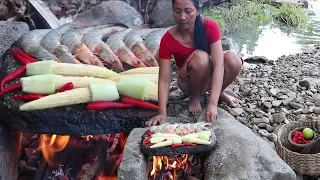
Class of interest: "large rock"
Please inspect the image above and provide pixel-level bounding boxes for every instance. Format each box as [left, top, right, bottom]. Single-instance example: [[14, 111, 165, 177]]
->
[[73, 1, 144, 28], [0, 43, 157, 136], [148, 0, 175, 28], [0, 21, 29, 68], [198, 108, 296, 180], [118, 128, 148, 180]]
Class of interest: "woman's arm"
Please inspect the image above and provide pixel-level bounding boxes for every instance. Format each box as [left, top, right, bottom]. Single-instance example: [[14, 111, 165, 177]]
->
[[207, 40, 224, 120], [145, 58, 172, 126], [158, 59, 172, 114]]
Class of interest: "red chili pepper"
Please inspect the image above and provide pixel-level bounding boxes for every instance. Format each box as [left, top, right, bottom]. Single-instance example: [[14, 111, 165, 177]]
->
[[0, 66, 26, 91], [13, 93, 44, 101], [172, 144, 185, 148], [146, 130, 152, 137], [15, 48, 38, 63], [0, 82, 22, 96], [121, 97, 159, 111], [87, 101, 133, 111], [57, 82, 74, 92], [182, 142, 196, 146], [292, 131, 310, 144], [9, 48, 31, 65], [143, 136, 151, 145]]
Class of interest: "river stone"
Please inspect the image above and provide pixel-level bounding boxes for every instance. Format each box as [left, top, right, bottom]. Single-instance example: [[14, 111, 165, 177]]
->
[[148, 0, 176, 28], [198, 108, 296, 180], [73, 1, 144, 28], [0, 46, 157, 136], [0, 21, 29, 66], [118, 128, 148, 180]]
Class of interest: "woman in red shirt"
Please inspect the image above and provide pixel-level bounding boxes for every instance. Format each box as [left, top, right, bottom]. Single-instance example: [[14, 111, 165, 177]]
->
[[146, 0, 243, 126]]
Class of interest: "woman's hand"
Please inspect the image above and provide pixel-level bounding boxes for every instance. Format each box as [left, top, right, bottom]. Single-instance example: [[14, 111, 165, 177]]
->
[[206, 103, 218, 122], [145, 113, 167, 127]]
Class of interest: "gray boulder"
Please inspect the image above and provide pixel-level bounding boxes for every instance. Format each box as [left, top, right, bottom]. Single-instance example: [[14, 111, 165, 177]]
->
[[148, 0, 176, 28], [73, 1, 144, 28], [0, 21, 29, 67], [198, 108, 296, 180], [118, 128, 148, 180]]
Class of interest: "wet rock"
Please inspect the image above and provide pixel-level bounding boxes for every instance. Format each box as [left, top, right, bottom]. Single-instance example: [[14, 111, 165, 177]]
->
[[244, 56, 268, 64]]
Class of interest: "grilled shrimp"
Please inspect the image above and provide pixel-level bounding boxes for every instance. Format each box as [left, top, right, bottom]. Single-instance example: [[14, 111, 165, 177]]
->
[[61, 26, 106, 66], [19, 29, 58, 61], [106, 28, 146, 68], [145, 28, 169, 61], [123, 27, 158, 67], [82, 26, 127, 71], [40, 23, 80, 64]]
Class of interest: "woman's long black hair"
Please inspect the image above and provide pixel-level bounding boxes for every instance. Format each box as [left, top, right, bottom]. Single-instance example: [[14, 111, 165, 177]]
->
[[172, 0, 210, 54]]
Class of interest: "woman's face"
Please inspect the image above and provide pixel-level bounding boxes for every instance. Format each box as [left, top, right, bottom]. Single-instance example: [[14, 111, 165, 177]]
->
[[172, 0, 198, 30]]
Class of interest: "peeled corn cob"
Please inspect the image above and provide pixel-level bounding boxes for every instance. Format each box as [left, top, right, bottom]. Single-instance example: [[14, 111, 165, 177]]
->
[[109, 74, 158, 84], [20, 88, 92, 111], [26, 60, 119, 79], [119, 67, 159, 75]]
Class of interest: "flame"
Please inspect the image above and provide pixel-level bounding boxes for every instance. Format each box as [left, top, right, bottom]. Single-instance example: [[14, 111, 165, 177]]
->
[[150, 154, 189, 179], [96, 171, 117, 180], [40, 134, 70, 167], [81, 135, 93, 141]]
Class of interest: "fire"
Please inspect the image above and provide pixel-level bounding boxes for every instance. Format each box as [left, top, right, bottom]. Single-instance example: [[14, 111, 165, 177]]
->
[[150, 154, 189, 180], [96, 171, 117, 180], [38, 132, 129, 178], [40, 134, 70, 167]]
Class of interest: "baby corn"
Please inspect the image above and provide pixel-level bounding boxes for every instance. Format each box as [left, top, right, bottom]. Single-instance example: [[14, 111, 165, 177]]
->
[[119, 67, 159, 75], [20, 88, 92, 111]]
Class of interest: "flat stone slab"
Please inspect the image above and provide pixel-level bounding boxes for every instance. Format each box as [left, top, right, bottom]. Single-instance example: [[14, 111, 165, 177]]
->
[[140, 129, 216, 156], [0, 43, 157, 136]]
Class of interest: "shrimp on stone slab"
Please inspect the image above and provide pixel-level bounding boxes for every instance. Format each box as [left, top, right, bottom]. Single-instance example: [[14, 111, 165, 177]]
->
[[40, 23, 81, 64], [61, 25, 111, 67], [18, 29, 59, 61], [123, 27, 158, 67], [106, 28, 146, 69], [82, 25, 127, 71]]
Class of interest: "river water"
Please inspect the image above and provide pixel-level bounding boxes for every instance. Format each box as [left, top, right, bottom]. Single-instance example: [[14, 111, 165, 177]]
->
[[232, 0, 320, 60]]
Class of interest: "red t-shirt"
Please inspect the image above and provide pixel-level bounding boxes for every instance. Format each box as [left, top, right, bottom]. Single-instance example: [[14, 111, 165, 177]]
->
[[159, 18, 221, 68]]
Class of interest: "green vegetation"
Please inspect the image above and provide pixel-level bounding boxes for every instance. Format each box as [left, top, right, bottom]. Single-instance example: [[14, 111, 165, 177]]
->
[[202, 0, 312, 33]]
